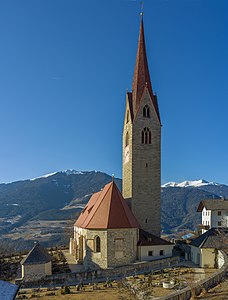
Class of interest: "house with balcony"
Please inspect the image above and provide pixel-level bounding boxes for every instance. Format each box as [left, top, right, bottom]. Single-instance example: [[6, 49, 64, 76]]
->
[[197, 198, 228, 233]]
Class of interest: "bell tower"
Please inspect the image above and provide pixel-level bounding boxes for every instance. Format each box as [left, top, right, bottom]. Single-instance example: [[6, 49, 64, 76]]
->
[[122, 16, 161, 237]]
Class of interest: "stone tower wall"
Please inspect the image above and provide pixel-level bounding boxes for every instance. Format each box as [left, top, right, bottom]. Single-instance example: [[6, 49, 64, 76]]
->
[[123, 89, 161, 237], [122, 95, 133, 200]]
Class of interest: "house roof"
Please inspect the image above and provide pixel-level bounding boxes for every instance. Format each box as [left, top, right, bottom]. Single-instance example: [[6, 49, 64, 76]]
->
[[21, 242, 52, 265], [197, 199, 228, 212], [137, 229, 173, 246], [190, 227, 228, 249], [75, 181, 139, 229], [131, 17, 160, 123], [0, 280, 19, 300]]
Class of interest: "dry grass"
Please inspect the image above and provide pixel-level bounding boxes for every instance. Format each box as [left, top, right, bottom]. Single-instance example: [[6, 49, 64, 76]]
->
[[17, 284, 134, 300], [17, 267, 225, 300]]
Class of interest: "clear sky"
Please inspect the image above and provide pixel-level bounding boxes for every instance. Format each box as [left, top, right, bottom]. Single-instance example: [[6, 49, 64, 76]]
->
[[0, 0, 227, 185]]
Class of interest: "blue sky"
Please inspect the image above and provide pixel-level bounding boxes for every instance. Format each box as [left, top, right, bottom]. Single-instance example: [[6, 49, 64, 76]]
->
[[0, 0, 227, 185]]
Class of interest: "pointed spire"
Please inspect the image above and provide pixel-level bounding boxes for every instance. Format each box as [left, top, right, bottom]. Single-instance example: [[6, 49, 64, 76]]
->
[[132, 16, 161, 123]]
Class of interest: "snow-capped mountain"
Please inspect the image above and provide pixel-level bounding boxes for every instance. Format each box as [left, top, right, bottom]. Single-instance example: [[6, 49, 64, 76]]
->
[[30, 172, 58, 181], [60, 170, 85, 176], [0, 171, 227, 251], [30, 170, 87, 181], [162, 179, 220, 188]]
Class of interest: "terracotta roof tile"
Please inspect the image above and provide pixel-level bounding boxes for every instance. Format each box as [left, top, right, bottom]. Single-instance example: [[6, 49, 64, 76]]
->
[[75, 181, 139, 229], [75, 190, 102, 227]]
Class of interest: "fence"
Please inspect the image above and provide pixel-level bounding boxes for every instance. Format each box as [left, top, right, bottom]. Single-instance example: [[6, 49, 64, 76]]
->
[[157, 251, 228, 300]]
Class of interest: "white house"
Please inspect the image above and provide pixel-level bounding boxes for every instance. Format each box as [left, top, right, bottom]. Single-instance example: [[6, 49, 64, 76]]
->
[[197, 198, 228, 233], [190, 227, 228, 268], [137, 229, 174, 262]]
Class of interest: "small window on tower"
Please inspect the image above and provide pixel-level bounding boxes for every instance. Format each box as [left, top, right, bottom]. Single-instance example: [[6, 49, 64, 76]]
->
[[141, 127, 151, 145], [125, 132, 129, 146], [143, 105, 150, 118]]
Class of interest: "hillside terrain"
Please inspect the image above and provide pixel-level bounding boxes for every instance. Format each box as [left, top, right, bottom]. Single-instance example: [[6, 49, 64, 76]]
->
[[0, 171, 227, 252]]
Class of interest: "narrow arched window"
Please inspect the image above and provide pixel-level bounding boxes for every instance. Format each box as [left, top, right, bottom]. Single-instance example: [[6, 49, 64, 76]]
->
[[95, 236, 101, 252], [143, 105, 150, 118], [125, 132, 129, 146], [141, 127, 151, 145]]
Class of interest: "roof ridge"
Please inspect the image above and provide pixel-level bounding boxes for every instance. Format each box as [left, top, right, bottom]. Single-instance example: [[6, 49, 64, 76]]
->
[[107, 181, 130, 228], [85, 182, 112, 228], [107, 183, 114, 228]]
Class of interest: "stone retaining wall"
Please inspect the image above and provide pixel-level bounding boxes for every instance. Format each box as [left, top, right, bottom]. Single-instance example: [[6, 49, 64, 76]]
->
[[19, 256, 179, 288]]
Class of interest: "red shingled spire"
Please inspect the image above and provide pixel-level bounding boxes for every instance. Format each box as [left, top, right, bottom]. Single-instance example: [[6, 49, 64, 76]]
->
[[132, 16, 160, 123]]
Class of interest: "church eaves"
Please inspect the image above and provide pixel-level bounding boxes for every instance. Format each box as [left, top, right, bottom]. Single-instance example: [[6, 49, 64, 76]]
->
[[131, 17, 161, 123], [75, 181, 139, 229]]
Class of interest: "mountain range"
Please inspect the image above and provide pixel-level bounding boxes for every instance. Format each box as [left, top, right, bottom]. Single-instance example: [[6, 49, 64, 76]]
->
[[0, 170, 227, 251]]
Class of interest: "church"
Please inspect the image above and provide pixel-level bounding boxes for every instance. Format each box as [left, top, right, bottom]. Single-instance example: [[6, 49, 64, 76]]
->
[[69, 16, 173, 270]]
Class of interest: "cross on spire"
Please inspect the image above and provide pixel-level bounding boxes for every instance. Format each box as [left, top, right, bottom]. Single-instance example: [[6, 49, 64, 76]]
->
[[140, 1, 144, 16], [131, 16, 161, 123]]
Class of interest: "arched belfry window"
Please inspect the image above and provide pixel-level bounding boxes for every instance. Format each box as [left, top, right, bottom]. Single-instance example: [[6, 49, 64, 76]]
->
[[94, 236, 101, 252], [125, 132, 129, 146], [141, 127, 151, 144], [143, 105, 150, 118]]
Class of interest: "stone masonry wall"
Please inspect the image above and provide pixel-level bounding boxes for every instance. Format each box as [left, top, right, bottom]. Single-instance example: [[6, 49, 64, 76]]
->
[[83, 229, 108, 270], [132, 89, 161, 236], [122, 93, 133, 200], [107, 228, 138, 267], [19, 256, 180, 287], [22, 262, 51, 281], [122, 89, 161, 237]]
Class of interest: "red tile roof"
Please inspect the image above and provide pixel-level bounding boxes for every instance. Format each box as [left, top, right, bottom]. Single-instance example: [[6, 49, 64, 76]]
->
[[132, 17, 160, 123], [75, 181, 139, 229]]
